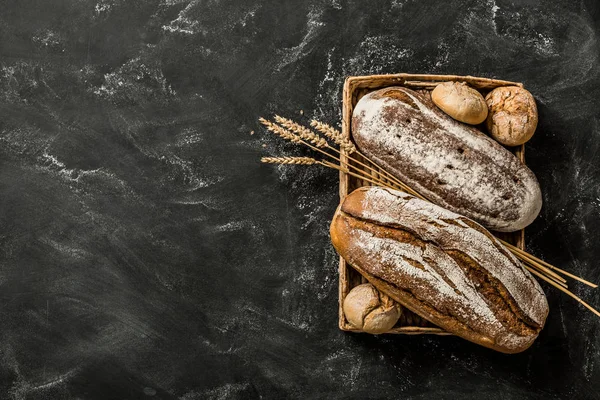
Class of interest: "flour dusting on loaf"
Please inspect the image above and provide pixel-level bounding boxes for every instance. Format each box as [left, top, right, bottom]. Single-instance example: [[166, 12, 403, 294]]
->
[[352, 229, 528, 349], [352, 228, 499, 324], [360, 187, 547, 325], [330, 187, 549, 353], [352, 87, 542, 232]]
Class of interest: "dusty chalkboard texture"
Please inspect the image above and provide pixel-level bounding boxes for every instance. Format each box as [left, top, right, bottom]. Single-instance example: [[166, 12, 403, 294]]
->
[[1, 0, 600, 399]]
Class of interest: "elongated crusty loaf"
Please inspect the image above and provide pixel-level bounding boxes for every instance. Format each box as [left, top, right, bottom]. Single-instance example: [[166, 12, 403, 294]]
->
[[352, 87, 542, 232], [330, 187, 549, 353]]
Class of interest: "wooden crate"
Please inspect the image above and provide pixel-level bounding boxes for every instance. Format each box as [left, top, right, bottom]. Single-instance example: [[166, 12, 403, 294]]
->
[[338, 73, 526, 335]]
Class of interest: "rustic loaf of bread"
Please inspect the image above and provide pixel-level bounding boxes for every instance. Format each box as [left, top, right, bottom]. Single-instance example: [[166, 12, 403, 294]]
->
[[352, 86, 542, 232], [330, 186, 549, 353]]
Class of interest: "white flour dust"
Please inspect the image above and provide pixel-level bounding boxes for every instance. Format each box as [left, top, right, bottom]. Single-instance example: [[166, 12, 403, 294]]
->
[[277, 7, 325, 71]]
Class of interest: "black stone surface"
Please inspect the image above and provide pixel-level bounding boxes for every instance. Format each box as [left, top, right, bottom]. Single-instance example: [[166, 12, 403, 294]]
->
[[1, 0, 600, 398]]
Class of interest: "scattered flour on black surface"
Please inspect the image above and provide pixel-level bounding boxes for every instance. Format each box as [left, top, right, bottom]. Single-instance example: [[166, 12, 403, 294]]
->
[[0, 0, 599, 398]]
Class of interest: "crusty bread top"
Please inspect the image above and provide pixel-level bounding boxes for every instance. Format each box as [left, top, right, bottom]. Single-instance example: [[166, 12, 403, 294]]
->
[[332, 187, 549, 352], [351, 87, 542, 232]]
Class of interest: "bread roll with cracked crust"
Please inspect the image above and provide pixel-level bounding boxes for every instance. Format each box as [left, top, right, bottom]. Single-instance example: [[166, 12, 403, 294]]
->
[[343, 283, 401, 334], [352, 86, 542, 232], [330, 186, 549, 353], [485, 86, 538, 146]]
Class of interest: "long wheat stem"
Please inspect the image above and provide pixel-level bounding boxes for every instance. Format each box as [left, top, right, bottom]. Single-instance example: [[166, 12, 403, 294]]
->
[[262, 118, 394, 189], [260, 156, 391, 188], [527, 268, 600, 317], [259, 123, 600, 316], [276, 116, 416, 195], [259, 115, 600, 315], [311, 120, 415, 193], [321, 160, 391, 188], [503, 241, 597, 288], [261, 156, 317, 165]]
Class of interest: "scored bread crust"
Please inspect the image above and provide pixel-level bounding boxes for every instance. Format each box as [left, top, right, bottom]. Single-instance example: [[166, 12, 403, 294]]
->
[[351, 86, 542, 232], [331, 187, 549, 353]]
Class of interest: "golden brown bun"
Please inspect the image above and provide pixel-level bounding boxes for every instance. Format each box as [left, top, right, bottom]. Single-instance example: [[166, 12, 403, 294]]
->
[[432, 81, 488, 125], [485, 86, 538, 146]]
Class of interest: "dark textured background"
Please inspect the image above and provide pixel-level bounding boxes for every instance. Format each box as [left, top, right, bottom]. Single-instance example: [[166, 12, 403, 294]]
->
[[1, 0, 599, 398]]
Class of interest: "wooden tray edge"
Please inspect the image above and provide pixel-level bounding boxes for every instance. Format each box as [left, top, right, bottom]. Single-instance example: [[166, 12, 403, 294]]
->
[[338, 73, 527, 335]]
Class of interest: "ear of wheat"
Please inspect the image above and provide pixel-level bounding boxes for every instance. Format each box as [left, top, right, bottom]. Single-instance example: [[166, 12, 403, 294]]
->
[[258, 115, 600, 317], [261, 156, 317, 165], [274, 115, 328, 148], [259, 118, 416, 195], [259, 118, 303, 144], [310, 120, 356, 153]]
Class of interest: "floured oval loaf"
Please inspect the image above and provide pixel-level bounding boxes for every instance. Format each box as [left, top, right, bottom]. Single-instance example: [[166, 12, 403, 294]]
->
[[352, 87, 542, 232], [330, 186, 549, 353]]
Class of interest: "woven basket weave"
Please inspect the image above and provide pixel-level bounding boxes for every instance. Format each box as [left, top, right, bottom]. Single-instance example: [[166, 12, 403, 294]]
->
[[338, 73, 526, 335]]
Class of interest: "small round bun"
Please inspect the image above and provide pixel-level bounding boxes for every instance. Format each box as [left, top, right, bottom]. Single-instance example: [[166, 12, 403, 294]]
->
[[343, 283, 401, 334], [485, 86, 538, 146], [431, 81, 488, 125]]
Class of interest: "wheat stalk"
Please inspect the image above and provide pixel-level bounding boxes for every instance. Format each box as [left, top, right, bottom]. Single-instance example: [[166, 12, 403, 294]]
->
[[310, 120, 356, 153], [258, 117, 302, 144], [271, 116, 412, 193], [274, 115, 328, 148], [261, 156, 317, 165], [258, 115, 600, 317], [310, 119, 418, 193], [261, 156, 389, 187], [260, 118, 393, 188], [273, 116, 382, 181]]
